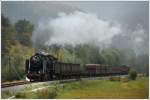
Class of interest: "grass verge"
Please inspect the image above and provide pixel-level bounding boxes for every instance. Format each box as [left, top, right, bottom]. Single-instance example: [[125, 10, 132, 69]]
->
[[56, 76, 148, 99], [8, 76, 149, 99]]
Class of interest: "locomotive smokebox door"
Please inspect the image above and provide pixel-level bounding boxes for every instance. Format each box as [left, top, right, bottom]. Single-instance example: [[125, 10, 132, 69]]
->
[[25, 59, 30, 74]]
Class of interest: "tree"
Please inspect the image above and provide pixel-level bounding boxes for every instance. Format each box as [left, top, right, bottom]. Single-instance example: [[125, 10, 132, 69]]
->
[[15, 19, 34, 33], [74, 44, 101, 64], [129, 70, 137, 80], [15, 19, 34, 46], [135, 54, 149, 74], [100, 48, 120, 66], [1, 15, 17, 53], [2, 14, 10, 28]]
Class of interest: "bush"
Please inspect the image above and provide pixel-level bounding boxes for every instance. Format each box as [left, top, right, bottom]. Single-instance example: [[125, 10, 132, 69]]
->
[[36, 89, 57, 99], [15, 89, 57, 99], [2, 90, 13, 99], [2, 45, 35, 82], [109, 76, 120, 81], [15, 92, 26, 98], [120, 77, 129, 82], [129, 70, 137, 80]]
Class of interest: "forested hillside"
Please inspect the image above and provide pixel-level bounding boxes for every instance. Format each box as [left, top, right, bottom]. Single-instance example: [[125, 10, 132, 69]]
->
[[1, 15, 148, 82], [2, 15, 35, 81]]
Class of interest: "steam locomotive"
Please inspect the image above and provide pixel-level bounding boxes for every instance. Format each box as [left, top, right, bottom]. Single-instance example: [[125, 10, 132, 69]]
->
[[25, 52, 130, 81]]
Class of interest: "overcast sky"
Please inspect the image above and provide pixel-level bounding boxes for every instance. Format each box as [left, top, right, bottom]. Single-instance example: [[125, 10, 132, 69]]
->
[[2, 1, 148, 30]]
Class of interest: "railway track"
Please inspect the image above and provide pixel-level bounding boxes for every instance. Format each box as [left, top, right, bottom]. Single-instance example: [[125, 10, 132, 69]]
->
[[1, 81, 30, 88], [1, 75, 130, 88], [1, 79, 72, 89]]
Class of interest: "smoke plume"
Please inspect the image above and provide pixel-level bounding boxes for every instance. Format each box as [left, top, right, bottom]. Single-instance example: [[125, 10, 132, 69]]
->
[[111, 24, 148, 55], [32, 11, 121, 47], [32, 11, 148, 55]]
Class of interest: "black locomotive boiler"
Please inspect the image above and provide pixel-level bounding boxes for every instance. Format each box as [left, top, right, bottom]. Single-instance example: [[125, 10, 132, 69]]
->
[[25, 52, 130, 81]]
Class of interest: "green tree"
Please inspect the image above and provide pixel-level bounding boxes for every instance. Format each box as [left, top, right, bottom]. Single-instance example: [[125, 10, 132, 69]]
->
[[74, 44, 100, 64], [101, 48, 118, 65], [129, 70, 137, 80], [2, 14, 10, 27], [15, 19, 34, 46], [1, 15, 17, 53]]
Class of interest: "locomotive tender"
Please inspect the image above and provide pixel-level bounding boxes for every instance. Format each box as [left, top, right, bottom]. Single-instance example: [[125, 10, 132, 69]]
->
[[26, 52, 130, 81]]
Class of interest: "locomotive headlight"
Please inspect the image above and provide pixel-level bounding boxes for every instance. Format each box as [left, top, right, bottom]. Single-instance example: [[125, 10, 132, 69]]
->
[[38, 71, 40, 74], [26, 77, 30, 81]]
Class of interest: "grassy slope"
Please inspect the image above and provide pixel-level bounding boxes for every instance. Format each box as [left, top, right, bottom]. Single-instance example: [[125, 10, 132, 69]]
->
[[56, 77, 149, 99]]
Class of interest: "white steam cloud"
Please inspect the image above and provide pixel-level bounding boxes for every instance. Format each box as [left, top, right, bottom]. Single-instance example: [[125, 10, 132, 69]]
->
[[131, 25, 148, 55], [32, 11, 121, 47]]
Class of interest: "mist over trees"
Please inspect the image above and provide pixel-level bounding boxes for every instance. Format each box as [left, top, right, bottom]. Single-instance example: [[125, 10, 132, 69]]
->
[[1, 14, 149, 82]]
